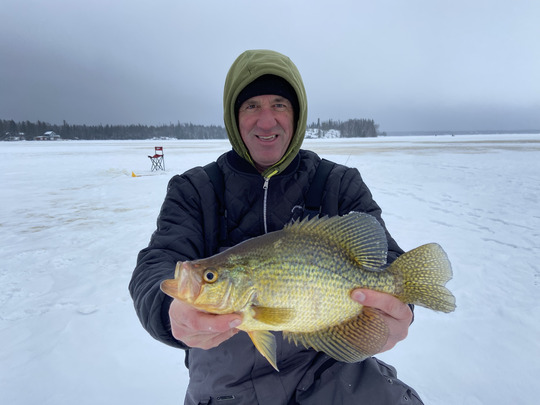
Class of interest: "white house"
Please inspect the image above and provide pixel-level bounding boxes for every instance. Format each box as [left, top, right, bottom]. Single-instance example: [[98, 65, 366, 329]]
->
[[35, 131, 61, 141]]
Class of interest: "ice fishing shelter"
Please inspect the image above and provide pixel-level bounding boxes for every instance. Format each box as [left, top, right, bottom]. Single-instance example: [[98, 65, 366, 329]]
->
[[148, 146, 165, 171]]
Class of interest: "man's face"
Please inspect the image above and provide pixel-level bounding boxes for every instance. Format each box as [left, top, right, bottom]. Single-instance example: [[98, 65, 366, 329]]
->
[[237, 94, 294, 173]]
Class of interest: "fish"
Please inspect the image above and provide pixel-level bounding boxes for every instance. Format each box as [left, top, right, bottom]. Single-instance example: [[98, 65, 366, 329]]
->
[[161, 211, 456, 371]]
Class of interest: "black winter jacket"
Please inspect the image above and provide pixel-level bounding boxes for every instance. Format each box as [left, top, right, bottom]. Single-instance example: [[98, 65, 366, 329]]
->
[[130, 149, 423, 404]]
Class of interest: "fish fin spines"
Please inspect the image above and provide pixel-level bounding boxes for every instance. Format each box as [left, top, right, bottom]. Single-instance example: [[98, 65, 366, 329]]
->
[[284, 212, 388, 270], [389, 243, 456, 312], [284, 307, 388, 363], [248, 330, 279, 371]]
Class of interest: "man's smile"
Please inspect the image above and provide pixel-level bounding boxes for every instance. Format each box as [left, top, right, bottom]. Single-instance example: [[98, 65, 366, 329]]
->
[[256, 134, 278, 141]]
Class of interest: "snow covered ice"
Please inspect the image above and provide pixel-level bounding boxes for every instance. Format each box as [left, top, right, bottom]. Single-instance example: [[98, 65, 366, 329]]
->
[[1, 134, 539, 404]]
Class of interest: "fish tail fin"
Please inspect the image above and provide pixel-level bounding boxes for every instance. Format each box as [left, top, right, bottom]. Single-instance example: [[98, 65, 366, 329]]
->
[[389, 243, 456, 313]]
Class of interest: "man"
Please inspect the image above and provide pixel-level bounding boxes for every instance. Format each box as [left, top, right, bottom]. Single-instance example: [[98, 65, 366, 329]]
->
[[130, 49, 422, 404]]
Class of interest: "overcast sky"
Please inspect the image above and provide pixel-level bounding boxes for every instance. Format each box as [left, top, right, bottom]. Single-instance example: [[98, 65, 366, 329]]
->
[[2, 0, 539, 132]]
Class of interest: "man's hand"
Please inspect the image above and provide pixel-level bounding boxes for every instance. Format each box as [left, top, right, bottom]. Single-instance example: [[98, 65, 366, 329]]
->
[[169, 298, 242, 350], [351, 289, 413, 353]]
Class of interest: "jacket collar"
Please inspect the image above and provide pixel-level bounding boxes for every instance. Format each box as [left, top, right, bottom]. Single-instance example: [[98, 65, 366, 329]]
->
[[227, 150, 300, 178]]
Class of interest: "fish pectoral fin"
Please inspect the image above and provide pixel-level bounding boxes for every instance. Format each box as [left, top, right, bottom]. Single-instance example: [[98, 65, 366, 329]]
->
[[251, 306, 294, 326], [284, 307, 389, 363], [248, 330, 279, 371]]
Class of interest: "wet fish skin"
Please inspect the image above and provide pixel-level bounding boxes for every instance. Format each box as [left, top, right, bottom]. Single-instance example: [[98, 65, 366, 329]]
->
[[161, 212, 456, 370]]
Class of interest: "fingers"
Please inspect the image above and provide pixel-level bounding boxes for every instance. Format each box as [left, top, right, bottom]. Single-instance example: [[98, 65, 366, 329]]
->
[[351, 288, 412, 353], [351, 289, 412, 321], [169, 299, 242, 350]]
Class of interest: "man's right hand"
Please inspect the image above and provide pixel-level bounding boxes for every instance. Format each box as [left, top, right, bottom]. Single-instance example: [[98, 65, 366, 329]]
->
[[169, 298, 242, 349]]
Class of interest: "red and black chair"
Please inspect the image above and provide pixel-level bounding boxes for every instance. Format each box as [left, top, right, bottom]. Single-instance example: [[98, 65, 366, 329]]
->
[[148, 147, 165, 171]]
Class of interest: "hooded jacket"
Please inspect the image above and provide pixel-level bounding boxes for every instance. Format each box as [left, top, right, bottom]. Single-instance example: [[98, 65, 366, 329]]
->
[[223, 49, 308, 179], [129, 50, 422, 404]]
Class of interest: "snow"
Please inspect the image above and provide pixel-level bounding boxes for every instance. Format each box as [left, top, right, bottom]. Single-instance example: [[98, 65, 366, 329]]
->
[[1, 134, 539, 404], [305, 128, 341, 139]]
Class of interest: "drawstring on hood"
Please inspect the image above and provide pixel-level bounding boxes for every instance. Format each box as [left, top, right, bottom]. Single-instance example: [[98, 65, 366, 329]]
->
[[223, 49, 308, 178]]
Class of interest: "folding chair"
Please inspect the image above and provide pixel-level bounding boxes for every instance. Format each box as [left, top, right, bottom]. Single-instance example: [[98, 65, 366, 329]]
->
[[148, 146, 165, 171]]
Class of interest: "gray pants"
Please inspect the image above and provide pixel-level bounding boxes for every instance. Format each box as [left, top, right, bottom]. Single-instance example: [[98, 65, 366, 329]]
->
[[295, 357, 423, 404], [188, 356, 423, 405]]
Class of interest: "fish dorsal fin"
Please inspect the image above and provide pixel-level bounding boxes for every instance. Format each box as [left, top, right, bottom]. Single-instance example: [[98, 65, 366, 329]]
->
[[284, 307, 388, 363], [284, 212, 388, 269], [248, 330, 279, 371], [252, 306, 294, 326]]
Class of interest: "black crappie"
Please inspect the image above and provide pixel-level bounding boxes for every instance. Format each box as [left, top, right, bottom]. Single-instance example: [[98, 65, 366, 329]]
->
[[161, 212, 456, 370]]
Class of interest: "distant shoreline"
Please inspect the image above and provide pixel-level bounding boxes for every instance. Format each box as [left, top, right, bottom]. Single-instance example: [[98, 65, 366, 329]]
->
[[385, 129, 540, 137]]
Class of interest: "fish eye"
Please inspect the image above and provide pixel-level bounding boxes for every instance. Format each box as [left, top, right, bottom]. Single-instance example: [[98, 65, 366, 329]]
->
[[203, 269, 218, 283]]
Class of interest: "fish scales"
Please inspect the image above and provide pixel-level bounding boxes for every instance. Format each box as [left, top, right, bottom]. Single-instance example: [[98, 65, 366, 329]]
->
[[239, 232, 374, 332], [161, 211, 456, 370]]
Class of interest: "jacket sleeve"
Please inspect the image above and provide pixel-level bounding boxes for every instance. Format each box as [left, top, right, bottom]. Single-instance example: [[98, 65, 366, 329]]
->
[[129, 168, 220, 348], [325, 165, 405, 264]]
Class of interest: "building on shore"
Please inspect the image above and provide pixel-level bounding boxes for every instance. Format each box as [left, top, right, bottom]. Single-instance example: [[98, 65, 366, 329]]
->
[[34, 131, 61, 141]]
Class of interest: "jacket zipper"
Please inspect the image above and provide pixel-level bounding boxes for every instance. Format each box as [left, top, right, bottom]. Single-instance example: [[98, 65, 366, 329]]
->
[[262, 177, 270, 234], [261, 168, 278, 234]]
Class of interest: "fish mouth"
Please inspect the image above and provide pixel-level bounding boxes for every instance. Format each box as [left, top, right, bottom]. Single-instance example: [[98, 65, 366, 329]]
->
[[160, 261, 202, 303]]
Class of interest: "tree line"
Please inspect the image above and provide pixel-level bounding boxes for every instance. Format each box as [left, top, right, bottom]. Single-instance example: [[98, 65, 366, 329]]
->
[[0, 120, 227, 140], [1, 117, 381, 140], [308, 118, 382, 137]]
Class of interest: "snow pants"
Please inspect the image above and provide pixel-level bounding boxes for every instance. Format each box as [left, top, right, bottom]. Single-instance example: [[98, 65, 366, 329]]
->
[[187, 356, 423, 405], [294, 357, 424, 404]]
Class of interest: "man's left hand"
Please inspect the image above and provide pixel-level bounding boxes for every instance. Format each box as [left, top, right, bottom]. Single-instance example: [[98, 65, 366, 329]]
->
[[351, 288, 413, 353]]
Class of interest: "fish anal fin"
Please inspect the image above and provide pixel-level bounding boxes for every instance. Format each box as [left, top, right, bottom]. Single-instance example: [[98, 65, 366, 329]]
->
[[252, 306, 294, 326], [284, 307, 388, 363], [248, 330, 279, 371]]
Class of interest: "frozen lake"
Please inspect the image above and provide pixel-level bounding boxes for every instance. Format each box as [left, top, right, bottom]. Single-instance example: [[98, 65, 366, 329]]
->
[[1, 134, 539, 404]]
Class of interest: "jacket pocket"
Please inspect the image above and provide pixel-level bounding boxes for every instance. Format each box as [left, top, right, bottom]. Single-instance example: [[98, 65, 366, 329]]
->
[[188, 388, 258, 405], [196, 395, 237, 405]]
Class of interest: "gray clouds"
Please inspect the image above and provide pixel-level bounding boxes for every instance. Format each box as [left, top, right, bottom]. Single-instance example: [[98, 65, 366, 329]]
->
[[1, 0, 539, 131]]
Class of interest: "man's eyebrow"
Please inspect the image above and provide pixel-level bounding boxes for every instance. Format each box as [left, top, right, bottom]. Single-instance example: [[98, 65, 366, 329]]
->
[[241, 97, 259, 105], [240, 95, 291, 106]]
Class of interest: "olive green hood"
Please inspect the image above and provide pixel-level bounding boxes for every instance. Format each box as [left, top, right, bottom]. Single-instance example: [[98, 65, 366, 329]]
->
[[223, 49, 308, 178]]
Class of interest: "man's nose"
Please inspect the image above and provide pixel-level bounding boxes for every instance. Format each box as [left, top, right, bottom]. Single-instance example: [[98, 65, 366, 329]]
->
[[256, 108, 277, 130]]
